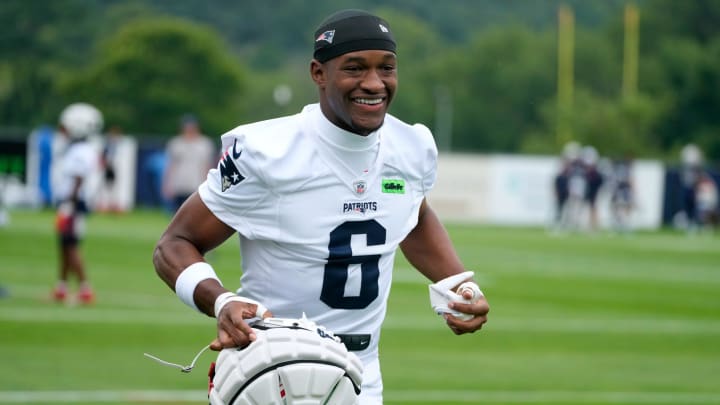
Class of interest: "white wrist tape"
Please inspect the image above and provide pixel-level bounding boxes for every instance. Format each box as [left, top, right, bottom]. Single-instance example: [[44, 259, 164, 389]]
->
[[214, 292, 268, 319], [213, 292, 236, 317], [428, 271, 483, 321], [175, 262, 222, 312], [456, 281, 483, 300]]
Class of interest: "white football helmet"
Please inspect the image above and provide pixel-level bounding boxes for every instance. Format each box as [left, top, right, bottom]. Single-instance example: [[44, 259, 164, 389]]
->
[[681, 143, 703, 166], [562, 141, 581, 161], [59, 102, 104, 139], [581, 145, 599, 166], [209, 315, 363, 405]]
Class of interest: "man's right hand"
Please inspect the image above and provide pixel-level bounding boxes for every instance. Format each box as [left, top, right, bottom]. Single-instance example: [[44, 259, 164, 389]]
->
[[210, 301, 273, 351]]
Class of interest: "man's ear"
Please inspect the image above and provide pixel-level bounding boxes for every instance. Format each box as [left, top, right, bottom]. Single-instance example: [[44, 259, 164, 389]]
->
[[310, 59, 326, 87]]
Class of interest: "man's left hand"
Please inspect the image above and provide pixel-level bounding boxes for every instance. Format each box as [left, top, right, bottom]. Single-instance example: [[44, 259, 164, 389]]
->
[[444, 295, 489, 335]]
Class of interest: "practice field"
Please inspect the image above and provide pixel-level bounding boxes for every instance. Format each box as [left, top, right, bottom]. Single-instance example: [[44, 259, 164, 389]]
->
[[0, 210, 719, 405]]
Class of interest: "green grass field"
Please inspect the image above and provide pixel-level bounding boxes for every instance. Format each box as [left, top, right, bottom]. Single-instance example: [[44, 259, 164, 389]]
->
[[1, 209, 719, 405]]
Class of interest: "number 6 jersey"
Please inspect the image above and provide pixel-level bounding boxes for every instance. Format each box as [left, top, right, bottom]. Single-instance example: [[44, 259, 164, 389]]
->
[[199, 103, 437, 367]]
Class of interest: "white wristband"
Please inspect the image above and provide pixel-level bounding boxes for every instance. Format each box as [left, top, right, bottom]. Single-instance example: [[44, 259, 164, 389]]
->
[[175, 262, 222, 313], [214, 292, 268, 319], [213, 292, 236, 317]]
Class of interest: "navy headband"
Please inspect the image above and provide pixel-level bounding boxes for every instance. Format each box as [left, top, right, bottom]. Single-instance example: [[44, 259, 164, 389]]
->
[[313, 9, 396, 63]]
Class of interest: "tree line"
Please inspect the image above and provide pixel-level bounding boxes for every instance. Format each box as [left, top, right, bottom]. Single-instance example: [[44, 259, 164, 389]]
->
[[1, 0, 718, 163]]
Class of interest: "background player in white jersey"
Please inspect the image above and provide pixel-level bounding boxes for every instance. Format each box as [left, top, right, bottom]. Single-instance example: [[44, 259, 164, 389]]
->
[[153, 9, 489, 404], [53, 103, 102, 304]]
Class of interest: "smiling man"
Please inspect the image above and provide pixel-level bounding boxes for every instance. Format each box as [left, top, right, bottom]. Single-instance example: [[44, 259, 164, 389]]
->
[[153, 9, 489, 404], [311, 10, 398, 135]]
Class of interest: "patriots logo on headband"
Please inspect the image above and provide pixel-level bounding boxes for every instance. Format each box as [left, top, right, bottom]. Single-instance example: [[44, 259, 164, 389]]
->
[[316, 30, 335, 44]]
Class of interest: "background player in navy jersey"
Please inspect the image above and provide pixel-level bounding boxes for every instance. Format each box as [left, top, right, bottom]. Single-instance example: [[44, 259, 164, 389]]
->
[[582, 145, 604, 232], [153, 9, 489, 404]]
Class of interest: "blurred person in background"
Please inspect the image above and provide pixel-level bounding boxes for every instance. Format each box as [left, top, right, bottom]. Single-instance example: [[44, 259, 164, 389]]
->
[[582, 145, 604, 232], [695, 170, 718, 232], [556, 141, 588, 232], [52, 103, 103, 304], [610, 154, 635, 233], [96, 125, 125, 213], [552, 141, 578, 232], [676, 143, 720, 233], [678, 144, 702, 230], [0, 145, 17, 226], [0, 171, 8, 228], [162, 114, 217, 213]]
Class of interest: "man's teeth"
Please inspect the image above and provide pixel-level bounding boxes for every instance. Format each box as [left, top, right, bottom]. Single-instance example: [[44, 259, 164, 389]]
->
[[355, 98, 383, 105]]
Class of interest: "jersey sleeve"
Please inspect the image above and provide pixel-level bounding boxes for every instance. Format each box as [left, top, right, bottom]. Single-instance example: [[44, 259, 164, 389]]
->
[[198, 133, 274, 239], [412, 123, 439, 195]]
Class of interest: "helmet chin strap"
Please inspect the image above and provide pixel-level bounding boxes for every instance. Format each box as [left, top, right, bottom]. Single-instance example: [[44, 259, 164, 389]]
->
[[143, 344, 211, 373]]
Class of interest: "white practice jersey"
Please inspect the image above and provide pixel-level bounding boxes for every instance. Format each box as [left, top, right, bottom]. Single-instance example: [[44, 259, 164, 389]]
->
[[199, 104, 437, 397], [53, 140, 99, 203]]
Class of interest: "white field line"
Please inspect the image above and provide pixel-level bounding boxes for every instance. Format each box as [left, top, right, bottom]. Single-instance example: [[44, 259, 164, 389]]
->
[[395, 264, 720, 286], [0, 390, 202, 403], [385, 390, 720, 403], [1, 389, 720, 404], [2, 306, 720, 335], [384, 314, 720, 334], [392, 266, 720, 288], [7, 285, 183, 309], [0, 307, 210, 326]]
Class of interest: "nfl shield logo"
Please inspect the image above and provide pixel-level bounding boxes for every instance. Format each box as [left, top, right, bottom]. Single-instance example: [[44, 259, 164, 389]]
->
[[353, 180, 366, 195]]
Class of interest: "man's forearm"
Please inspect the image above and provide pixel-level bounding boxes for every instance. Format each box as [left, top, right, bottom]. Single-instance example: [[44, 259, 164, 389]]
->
[[152, 236, 228, 316]]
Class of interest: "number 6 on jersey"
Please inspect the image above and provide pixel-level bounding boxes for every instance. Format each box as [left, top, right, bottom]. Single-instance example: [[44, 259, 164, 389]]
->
[[321, 220, 387, 309]]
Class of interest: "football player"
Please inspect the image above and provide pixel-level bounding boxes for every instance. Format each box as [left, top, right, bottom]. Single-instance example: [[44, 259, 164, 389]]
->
[[53, 103, 103, 304], [153, 9, 490, 404]]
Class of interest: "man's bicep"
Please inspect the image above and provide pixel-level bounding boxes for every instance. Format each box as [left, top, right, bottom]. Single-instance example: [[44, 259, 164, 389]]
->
[[399, 198, 428, 251], [400, 199, 465, 283]]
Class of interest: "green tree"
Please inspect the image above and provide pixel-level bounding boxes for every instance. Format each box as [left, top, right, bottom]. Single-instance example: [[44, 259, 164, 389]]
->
[[641, 0, 720, 47], [526, 89, 666, 158], [0, 0, 103, 127], [523, 21, 667, 158], [378, 8, 444, 128], [574, 28, 623, 99], [432, 26, 556, 152], [639, 0, 720, 162], [59, 17, 247, 137], [651, 38, 720, 161]]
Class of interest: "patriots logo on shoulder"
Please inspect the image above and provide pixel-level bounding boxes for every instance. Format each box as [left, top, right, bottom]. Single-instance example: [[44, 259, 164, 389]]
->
[[219, 139, 245, 192]]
